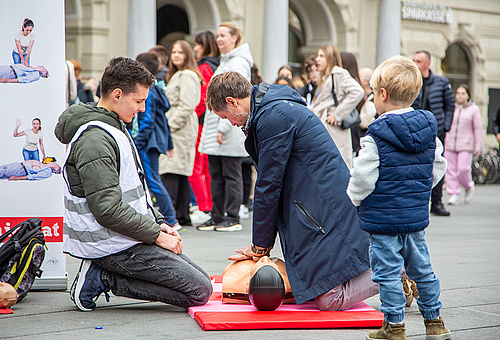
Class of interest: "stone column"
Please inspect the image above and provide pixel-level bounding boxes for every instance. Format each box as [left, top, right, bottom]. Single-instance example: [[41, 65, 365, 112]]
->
[[376, 0, 401, 66], [261, 0, 289, 82], [128, 0, 156, 58]]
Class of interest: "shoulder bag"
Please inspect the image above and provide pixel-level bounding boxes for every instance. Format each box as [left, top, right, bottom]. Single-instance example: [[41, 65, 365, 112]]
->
[[331, 74, 361, 130]]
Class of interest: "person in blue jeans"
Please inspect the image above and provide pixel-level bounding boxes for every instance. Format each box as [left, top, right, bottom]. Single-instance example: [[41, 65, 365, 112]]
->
[[133, 52, 180, 230], [347, 56, 451, 340], [13, 117, 46, 161]]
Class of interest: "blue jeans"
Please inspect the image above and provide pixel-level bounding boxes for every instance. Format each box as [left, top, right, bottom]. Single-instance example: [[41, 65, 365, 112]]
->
[[139, 149, 177, 225], [12, 51, 30, 65], [369, 231, 442, 323], [94, 243, 212, 307], [23, 148, 39, 161]]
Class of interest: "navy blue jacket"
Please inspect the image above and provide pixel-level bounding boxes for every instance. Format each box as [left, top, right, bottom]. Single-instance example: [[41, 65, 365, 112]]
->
[[133, 85, 173, 153], [245, 83, 370, 304], [412, 70, 454, 137], [359, 109, 437, 235]]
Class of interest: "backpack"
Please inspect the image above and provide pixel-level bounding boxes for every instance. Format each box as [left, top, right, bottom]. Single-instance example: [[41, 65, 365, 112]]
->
[[0, 218, 46, 302]]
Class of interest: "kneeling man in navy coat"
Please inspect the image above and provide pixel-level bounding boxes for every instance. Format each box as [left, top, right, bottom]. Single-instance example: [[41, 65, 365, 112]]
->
[[206, 72, 379, 310]]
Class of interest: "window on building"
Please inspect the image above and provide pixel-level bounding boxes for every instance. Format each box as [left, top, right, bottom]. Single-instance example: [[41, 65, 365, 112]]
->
[[442, 42, 471, 92]]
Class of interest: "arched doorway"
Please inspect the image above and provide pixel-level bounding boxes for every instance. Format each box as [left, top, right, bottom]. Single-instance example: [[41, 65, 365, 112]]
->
[[157, 4, 189, 50], [442, 42, 472, 93]]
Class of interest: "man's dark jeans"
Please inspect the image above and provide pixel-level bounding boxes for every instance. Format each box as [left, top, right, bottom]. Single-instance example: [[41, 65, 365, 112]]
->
[[208, 155, 243, 224], [94, 243, 212, 308]]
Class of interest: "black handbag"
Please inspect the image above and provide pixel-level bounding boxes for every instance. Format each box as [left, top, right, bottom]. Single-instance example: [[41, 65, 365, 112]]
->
[[330, 74, 361, 130]]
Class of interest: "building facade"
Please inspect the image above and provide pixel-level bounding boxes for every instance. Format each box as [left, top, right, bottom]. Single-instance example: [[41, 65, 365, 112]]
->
[[65, 0, 500, 138]]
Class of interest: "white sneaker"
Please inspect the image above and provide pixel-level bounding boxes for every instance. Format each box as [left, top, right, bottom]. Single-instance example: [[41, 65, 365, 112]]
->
[[447, 195, 459, 206], [239, 205, 250, 219], [190, 210, 211, 224], [464, 185, 475, 204], [170, 222, 182, 231]]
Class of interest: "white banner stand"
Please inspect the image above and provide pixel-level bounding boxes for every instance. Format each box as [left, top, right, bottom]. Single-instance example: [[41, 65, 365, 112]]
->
[[0, 0, 67, 290]]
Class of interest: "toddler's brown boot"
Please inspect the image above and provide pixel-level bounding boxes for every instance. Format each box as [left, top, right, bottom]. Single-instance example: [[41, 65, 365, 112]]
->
[[424, 316, 452, 339], [365, 320, 407, 339]]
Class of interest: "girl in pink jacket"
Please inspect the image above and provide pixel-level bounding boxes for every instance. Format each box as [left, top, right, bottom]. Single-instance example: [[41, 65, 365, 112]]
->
[[444, 84, 483, 205]]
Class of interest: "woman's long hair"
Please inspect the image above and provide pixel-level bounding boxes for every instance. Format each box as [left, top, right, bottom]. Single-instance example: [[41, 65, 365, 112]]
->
[[340, 52, 366, 112], [314, 44, 342, 101], [166, 40, 203, 83], [195, 31, 219, 59], [219, 22, 244, 48]]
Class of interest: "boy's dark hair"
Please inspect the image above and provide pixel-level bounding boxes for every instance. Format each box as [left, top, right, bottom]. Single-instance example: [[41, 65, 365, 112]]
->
[[100, 57, 155, 98], [207, 72, 252, 113], [136, 52, 160, 75], [148, 45, 169, 66]]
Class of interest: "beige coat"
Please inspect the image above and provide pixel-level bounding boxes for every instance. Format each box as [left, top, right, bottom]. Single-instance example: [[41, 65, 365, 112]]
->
[[159, 69, 200, 176], [310, 66, 364, 169]]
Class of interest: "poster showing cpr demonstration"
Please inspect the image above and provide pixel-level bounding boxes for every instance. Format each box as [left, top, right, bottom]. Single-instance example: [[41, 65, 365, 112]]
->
[[0, 0, 67, 289]]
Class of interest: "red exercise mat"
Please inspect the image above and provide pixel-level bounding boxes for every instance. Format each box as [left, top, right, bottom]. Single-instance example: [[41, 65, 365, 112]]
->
[[193, 310, 384, 331], [191, 275, 384, 331]]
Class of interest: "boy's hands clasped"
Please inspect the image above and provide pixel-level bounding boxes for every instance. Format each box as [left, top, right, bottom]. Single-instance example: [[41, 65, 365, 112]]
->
[[155, 223, 183, 254]]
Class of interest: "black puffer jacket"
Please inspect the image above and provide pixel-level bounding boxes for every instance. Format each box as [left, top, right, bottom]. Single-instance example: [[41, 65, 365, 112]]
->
[[412, 70, 455, 137]]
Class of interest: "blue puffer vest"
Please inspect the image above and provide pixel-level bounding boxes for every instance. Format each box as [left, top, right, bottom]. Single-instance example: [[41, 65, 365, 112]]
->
[[359, 109, 437, 235]]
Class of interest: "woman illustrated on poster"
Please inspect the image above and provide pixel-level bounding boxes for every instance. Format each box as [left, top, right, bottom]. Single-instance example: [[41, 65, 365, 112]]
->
[[13, 118, 46, 161], [13, 18, 35, 66]]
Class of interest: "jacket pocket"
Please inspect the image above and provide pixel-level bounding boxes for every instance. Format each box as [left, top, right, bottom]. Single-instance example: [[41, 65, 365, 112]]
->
[[294, 201, 325, 234]]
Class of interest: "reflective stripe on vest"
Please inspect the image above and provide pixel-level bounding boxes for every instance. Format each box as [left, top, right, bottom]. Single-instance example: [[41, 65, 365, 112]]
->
[[62, 121, 154, 259]]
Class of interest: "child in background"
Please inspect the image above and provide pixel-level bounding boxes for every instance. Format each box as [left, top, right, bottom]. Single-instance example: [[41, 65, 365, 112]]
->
[[347, 55, 451, 340]]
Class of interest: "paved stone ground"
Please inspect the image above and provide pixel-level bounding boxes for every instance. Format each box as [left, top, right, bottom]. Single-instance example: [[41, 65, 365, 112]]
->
[[1, 185, 499, 339]]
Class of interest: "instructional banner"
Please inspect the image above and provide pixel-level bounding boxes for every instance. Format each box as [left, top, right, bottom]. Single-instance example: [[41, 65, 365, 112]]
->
[[0, 0, 67, 290]]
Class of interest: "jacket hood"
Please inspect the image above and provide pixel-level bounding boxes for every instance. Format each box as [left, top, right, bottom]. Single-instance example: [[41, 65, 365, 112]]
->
[[369, 109, 437, 153], [54, 103, 123, 144], [221, 43, 254, 68], [249, 83, 306, 126], [454, 100, 473, 109], [198, 55, 220, 72]]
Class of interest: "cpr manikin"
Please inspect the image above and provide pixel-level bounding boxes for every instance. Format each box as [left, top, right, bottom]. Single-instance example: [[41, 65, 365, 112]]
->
[[222, 256, 294, 311]]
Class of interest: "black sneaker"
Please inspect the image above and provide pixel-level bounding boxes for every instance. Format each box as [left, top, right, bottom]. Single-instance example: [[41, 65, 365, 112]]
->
[[215, 221, 243, 232], [430, 203, 450, 216], [196, 218, 217, 231], [70, 260, 110, 311]]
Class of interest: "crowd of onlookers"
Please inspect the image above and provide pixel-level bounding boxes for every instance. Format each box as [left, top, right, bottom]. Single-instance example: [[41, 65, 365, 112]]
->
[[67, 21, 487, 230]]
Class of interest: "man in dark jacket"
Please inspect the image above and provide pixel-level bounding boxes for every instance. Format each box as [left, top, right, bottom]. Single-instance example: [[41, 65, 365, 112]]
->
[[206, 72, 378, 310], [55, 57, 211, 312], [412, 50, 455, 216]]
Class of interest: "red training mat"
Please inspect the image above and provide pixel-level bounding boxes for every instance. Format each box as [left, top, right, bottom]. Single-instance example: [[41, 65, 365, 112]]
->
[[191, 275, 383, 331]]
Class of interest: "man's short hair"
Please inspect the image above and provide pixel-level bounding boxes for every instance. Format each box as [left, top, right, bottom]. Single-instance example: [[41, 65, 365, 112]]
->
[[136, 52, 160, 75], [370, 55, 422, 106], [207, 72, 252, 112], [149, 45, 169, 66], [415, 50, 431, 62], [100, 57, 155, 98]]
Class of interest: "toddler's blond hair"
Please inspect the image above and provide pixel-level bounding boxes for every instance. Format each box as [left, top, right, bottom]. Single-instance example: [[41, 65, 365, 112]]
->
[[370, 56, 422, 106]]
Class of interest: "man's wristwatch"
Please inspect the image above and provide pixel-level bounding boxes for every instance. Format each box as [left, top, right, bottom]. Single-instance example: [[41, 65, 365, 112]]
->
[[251, 244, 271, 255]]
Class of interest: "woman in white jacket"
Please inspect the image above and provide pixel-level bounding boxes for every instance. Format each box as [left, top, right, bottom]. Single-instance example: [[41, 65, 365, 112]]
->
[[310, 45, 364, 169], [197, 22, 253, 232], [160, 40, 202, 226]]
